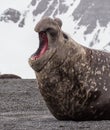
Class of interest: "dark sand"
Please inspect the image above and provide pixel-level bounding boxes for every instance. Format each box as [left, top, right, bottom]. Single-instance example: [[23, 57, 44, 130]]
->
[[0, 79, 110, 130]]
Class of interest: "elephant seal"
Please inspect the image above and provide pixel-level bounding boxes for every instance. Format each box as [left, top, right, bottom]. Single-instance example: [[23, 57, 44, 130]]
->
[[29, 17, 110, 121]]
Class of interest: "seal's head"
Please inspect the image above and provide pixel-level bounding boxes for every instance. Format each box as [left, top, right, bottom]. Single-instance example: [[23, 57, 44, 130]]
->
[[29, 17, 64, 72]]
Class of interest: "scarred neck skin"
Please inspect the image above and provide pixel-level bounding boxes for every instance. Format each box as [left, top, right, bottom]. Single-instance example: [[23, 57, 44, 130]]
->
[[34, 37, 91, 120]]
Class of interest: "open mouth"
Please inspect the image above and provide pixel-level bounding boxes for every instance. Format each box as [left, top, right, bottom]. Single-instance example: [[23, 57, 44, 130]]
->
[[31, 31, 48, 60]]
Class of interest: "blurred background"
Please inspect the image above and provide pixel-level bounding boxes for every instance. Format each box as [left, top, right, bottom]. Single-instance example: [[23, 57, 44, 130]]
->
[[0, 0, 110, 78]]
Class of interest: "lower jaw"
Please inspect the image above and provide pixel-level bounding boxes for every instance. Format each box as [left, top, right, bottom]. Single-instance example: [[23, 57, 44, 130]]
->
[[29, 49, 56, 72]]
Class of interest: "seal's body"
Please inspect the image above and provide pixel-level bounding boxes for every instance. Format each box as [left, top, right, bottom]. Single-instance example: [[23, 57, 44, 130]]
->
[[29, 17, 110, 120]]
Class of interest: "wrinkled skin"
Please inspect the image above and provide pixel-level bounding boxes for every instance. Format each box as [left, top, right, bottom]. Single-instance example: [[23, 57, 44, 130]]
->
[[29, 17, 110, 121]]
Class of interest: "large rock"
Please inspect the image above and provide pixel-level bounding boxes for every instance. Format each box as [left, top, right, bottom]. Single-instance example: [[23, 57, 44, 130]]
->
[[0, 74, 21, 79]]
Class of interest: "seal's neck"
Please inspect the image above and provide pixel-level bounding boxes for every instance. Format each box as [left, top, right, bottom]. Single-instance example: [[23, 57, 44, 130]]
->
[[63, 36, 87, 62]]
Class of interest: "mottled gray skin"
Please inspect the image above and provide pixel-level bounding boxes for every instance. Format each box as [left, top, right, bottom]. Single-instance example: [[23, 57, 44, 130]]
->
[[29, 17, 110, 121]]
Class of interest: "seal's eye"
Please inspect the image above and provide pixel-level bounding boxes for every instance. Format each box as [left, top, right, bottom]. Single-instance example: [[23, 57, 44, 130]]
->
[[46, 28, 57, 37]]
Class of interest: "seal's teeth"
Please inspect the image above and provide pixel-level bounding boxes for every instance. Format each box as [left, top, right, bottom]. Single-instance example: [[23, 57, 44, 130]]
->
[[30, 56, 36, 61]]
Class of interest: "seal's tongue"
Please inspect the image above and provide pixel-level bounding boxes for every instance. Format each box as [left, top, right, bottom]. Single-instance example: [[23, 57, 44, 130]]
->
[[31, 32, 48, 60]]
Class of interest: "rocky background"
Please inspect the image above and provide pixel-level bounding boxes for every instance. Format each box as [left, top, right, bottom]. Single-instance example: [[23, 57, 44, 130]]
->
[[0, 79, 110, 130]]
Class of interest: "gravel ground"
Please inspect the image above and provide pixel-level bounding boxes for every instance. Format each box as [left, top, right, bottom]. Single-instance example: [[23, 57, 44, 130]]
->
[[0, 79, 110, 130]]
